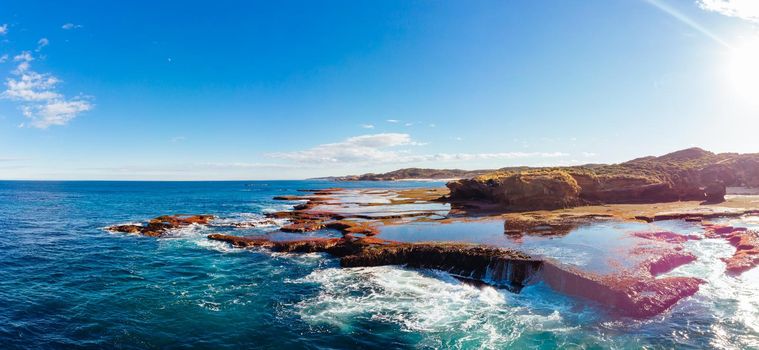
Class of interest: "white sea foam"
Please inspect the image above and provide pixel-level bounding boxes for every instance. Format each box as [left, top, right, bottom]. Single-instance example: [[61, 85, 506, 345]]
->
[[658, 223, 759, 348], [212, 212, 287, 229], [291, 266, 590, 348]]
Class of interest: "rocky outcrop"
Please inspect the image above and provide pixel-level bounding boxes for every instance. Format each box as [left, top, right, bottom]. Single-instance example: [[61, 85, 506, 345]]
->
[[340, 244, 539, 290], [703, 224, 759, 275], [632, 231, 702, 244], [540, 261, 703, 318], [704, 181, 727, 203], [447, 148, 759, 212], [208, 234, 541, 290], [209, 232, 702, 317], [106, 215, 215, 237]]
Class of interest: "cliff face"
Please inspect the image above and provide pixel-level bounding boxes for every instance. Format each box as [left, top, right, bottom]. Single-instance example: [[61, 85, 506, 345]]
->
[[447, 148, 759, 211]]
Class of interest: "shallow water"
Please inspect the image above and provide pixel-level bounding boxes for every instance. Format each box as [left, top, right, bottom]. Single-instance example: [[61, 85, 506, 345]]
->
[[0, 181, 757, 349], [379, 219, 683, 275]]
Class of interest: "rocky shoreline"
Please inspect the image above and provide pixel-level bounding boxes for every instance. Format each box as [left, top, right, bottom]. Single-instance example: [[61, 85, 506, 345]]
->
[[105, 180, 759, 318], [103, 149, 759, 319], [446, 148, 758, 211]]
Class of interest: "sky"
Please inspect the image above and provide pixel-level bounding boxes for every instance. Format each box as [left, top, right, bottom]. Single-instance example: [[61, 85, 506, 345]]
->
[[1, 0, 759, 180]]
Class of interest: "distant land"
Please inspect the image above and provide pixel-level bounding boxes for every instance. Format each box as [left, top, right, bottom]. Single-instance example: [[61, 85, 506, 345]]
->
[[318, 167, 529, 181], [323, 148, 759, 211]]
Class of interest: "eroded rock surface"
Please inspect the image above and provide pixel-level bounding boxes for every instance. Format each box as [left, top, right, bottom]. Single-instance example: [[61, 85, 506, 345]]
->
[[703, 224, 759, 275], [447, 148, 759, 212], [106, 215, 215, 237], [540, 260, 702, 318], [208, 234, 541, 290]]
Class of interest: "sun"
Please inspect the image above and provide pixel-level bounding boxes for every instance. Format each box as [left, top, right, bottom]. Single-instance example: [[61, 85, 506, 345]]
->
[[727, 39, 759, 101]]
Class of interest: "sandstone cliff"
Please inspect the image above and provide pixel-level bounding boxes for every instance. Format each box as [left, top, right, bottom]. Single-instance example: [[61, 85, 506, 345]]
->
[[447, 148, 759, 211]]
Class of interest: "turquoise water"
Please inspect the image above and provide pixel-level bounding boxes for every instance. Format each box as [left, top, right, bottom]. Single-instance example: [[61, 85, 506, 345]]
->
[[1, 181, 758, 349]]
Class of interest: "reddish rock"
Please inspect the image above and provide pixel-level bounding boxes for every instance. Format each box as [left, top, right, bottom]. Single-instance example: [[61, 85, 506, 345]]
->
[[633, 231, 701, 244], [703, 225, 759, 275], [325, 220, 380, 236], [645, 252, 698, 276], [280, 221, 325, 233], [106, 215, 215, 237], [540, 261, 703, 318]]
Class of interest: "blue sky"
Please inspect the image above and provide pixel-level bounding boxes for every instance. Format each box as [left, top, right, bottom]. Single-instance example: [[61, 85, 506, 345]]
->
[[1, 0, 758, 180]]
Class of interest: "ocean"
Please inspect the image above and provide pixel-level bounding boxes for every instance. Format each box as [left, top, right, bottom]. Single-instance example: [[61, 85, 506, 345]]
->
[[0, 180, 757, 349]]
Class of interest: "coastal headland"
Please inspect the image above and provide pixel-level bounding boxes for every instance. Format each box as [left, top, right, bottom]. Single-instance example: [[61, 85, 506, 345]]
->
[[106, 148, 759, 318]]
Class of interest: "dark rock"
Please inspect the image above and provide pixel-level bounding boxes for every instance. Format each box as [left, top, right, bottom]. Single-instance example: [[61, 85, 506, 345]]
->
[[704, 181, 726, 203], [106, 215, 215, 237]]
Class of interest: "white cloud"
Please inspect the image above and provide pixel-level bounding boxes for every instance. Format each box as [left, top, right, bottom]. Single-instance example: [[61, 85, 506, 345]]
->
[[36, 38, 49, 51], [14, 51, 33, 63], [24, 100, 92, 128], [581, 152, 597, 157], [269, 133, 568, 165], [61, 23, 82, 30], [386, 119, 399, 123], [269, 133, 422, 163], [0, 24, 7, 36], [698, 0, 759, 22], [361, 124, 375, 129], [413, 152, 569, 162], [4, 71, 61, 101], [404, 122, 413, 126], [0, 54, 8, 63], [2, 51, 93, 128]]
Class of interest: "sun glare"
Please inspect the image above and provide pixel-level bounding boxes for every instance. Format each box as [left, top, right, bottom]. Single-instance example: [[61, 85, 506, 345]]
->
[[728, 39, 759, 102]]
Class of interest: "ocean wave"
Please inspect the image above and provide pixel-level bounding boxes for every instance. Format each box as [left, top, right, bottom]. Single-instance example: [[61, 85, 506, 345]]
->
[[291, 266, 591, 348], [212, 212, 287, 229]]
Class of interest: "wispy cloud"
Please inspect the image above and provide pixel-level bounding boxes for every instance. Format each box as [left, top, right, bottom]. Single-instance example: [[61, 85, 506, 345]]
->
[[361, 124, 375, 129], [0, 24, 7, 36], [268, 133, 423, 163], [698, 0, 759, 22], [386, 119, 399, 123], [2, 51, 93, 128], [645, 0, 730, 48], [410, 152, 569, 162], [0, 54, 8, 63], [170, 136, 186, 143], [36, 38, 49, 51], [269, 133, 568, 165], [61, 23, 83, 30]]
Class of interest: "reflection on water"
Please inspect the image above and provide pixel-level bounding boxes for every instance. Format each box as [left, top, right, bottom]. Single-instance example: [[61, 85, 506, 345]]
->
[[379, 219, 706, 275]]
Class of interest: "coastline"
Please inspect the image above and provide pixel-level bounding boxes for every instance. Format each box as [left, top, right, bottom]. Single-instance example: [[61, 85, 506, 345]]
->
[[106, 182, 759, 319]]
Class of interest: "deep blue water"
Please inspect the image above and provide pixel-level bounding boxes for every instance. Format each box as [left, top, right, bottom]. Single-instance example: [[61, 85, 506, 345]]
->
[[1, 181, 758, 349]]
